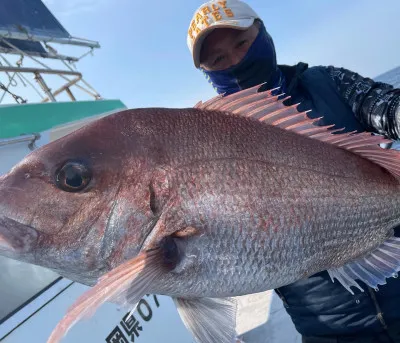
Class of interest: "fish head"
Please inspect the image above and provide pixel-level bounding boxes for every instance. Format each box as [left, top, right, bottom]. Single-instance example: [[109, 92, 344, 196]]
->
[[0, 112, 161, 286]]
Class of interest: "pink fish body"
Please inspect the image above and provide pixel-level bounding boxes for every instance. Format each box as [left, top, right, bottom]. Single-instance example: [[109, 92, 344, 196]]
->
[[1, 85, 400, 343]]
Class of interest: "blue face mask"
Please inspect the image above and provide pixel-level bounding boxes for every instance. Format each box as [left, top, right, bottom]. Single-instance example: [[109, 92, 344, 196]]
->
[[201, 22, 286, 96]]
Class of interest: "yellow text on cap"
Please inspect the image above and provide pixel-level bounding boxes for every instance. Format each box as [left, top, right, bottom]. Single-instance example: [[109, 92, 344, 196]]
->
[[188, 1, 235, 43]]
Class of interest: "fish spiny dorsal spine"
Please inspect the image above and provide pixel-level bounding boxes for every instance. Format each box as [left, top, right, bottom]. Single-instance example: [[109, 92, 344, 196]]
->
[[195, 83, 400, 178]]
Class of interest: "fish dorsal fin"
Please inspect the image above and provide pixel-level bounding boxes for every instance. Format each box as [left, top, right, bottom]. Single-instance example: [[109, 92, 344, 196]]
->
[[195, 84, 400, 178]]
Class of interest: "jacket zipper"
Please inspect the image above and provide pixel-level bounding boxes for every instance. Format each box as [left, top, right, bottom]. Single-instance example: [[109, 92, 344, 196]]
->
[[368, 287, 388, 331]]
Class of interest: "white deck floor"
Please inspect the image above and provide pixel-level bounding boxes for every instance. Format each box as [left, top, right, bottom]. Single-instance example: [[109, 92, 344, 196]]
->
[[236, 290, 302, 343]]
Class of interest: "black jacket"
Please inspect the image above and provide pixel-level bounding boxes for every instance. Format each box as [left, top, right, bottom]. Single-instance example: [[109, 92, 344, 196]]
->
[[273, 62, 400, 343]]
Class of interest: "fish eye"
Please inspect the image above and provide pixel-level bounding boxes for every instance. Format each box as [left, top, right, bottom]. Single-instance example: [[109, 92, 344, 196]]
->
[[56, 162, 91, 192]]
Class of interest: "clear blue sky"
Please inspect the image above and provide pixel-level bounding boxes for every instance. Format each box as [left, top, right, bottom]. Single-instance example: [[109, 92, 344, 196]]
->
[[8, 0, 400, 108]]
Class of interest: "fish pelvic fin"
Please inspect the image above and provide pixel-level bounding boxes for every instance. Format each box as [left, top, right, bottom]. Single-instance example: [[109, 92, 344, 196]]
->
[[195, 83, 400, 179], [327, 236, 400, 294], [46, 249, 163, 343], [173, 296, 239, 343]]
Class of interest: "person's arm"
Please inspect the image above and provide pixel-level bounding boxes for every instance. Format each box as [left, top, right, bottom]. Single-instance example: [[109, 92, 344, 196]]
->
[[325, 66, 400, 140]]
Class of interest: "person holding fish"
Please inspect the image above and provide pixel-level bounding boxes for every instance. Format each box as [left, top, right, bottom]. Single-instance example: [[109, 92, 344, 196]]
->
[[3, 1, 400, 343], [187, 0, 400, 342]]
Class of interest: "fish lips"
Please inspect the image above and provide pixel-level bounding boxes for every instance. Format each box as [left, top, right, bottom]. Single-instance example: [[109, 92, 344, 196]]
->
[[0, 216, 38, 255]]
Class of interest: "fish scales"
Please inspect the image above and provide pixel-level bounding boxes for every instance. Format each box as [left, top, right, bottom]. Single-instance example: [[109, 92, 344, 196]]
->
[[2, 86, 400, 343], [148, 153, 400, 298], [143, 109, 387, 182], [92, 110, 400, 296]]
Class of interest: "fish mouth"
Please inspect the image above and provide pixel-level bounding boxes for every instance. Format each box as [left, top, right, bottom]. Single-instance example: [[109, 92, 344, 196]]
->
[[0, 216, 98, 286], [0, 216, 38, 254]]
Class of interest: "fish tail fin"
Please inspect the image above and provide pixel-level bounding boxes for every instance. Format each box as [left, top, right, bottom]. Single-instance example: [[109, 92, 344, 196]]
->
[[46, 249, 162, 343]]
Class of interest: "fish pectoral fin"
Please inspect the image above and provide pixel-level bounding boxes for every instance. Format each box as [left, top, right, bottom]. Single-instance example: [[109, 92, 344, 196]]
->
[[327, 236, 400, 294], [173, 296, 239, 343], [46, 249, 163, 343]]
